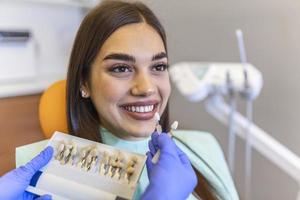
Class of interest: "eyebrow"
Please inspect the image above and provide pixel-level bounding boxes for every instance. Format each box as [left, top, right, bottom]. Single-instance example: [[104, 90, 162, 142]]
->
[[103, 53, 135, 62], [103, 52, 167, 62], [152, 52, 167, 61]]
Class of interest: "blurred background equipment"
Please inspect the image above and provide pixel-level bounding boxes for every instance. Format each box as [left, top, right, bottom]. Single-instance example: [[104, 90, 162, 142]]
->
[[170, 59, 300, 200]]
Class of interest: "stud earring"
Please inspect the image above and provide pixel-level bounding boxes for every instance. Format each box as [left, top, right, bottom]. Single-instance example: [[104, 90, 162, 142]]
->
[[81, 90, 89, 98]]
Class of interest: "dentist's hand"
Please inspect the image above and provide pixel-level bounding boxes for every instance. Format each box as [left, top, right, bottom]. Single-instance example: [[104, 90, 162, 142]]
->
[[141, 132, 198, 200], [0, 146, 53, 200]]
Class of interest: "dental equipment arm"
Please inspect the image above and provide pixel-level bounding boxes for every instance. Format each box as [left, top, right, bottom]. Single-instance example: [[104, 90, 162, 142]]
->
[[205, 95, 300, 184], [236, 29, 252, 200]]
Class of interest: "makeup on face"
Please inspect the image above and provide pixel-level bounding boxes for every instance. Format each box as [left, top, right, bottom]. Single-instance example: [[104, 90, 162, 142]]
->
[[89, 23, 171, 139]]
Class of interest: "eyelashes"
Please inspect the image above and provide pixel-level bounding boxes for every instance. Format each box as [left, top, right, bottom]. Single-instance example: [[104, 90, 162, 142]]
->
[[108, 65, 133, 73], [152, 63, 169, 71], [108, 63, 168, 74]]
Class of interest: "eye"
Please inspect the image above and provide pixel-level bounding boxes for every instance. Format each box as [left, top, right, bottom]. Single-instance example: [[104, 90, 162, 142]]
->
[[152, 63, 168, 72], [109, 65, 133, 73]]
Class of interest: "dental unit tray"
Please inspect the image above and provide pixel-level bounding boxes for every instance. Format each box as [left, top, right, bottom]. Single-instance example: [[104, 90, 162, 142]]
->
[[26, 131, 147, 200], [169, 62, 263, 102]]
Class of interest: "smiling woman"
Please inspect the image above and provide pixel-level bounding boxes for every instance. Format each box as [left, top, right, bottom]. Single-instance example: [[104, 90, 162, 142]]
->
[[66, 0, 170, 143], [83, 22, 170, 140], [65, 1, 238, 199]]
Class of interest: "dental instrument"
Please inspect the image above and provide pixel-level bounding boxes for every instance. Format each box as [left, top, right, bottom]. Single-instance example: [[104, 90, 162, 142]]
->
[[226, 71, 237, 175], [236, 29, 253, 200], [151, 112, 162, 163], [152, 113, 179, 164], [154, 112, 162, 133]]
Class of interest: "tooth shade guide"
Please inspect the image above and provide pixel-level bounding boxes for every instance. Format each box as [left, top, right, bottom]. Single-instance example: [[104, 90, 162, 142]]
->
[[154, 112, 162, 134], [152, 120, 180, 163], [154, 112, 160, 122], [53, 140, 143, 182], [151, 150, 160, 164], [169, 120, 179, 137], [171, 121, 178, 130], [66, 146, 136, 178], [45, 132, 147, 199]]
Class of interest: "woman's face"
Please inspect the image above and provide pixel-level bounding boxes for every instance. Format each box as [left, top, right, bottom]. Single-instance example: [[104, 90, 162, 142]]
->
[[87, 22, 171, 140]]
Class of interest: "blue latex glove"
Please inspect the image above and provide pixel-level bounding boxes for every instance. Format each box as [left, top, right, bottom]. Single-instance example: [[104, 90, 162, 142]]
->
[[141, 132, 198, 200], [0, 146, 54, 200]]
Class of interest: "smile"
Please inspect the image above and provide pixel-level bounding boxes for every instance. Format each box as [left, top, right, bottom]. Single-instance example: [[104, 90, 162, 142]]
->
[[123, 105, 154, 113], [120, 101, 159, 120]]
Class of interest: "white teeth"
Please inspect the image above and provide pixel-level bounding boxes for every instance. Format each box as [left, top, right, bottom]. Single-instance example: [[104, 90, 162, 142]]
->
[[140, 106, 144, 112], [124, 105, 155, 113]]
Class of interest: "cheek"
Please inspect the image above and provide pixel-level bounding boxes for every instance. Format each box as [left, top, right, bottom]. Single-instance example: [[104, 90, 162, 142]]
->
[[102, 83, 122, 103], [160, 77, 171, 100], [90, 73, 128, 106]]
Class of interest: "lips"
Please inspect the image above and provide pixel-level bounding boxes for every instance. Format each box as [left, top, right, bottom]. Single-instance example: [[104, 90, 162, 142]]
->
[[119, 100, 159, 120]]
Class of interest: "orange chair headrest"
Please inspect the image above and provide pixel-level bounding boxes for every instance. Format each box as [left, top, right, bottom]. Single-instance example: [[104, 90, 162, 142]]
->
[[39, 80, 68, 138]]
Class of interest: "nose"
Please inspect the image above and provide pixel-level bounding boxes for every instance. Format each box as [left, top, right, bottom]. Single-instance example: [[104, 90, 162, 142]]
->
[[131, 72, 155, 97]]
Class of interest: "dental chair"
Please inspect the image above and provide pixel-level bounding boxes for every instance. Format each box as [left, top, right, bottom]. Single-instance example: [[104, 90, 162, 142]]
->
[[39, 80, 68, 138], [15, 80, 68, 166]]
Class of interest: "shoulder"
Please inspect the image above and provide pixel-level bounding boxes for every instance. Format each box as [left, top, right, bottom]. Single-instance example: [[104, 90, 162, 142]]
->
[[172, 129, 225, 162], [172, 129, 220, 150], [172, 130, 239, 200], [172, 130, 226, 174], [15, 140, 49, 167]]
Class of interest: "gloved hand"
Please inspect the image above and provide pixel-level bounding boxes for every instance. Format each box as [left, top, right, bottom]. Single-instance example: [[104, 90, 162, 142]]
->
[[0, 146, 54, 200], [141, 132, 198, 200]]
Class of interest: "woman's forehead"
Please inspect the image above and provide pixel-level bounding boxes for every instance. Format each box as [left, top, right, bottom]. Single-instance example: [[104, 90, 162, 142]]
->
[[98, 23, 166, 60]]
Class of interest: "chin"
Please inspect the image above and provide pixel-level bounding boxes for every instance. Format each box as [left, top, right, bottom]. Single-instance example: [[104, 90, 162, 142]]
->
[[128, 127, 153, 138], [126, 123, 155, 137]]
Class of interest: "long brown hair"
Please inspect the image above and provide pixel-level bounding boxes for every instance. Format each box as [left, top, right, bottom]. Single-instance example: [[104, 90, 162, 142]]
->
[[66, 0, 168, 141], [66, 1, 217, 199]]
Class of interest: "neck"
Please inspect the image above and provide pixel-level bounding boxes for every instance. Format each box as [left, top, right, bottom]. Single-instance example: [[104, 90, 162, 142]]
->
[[100, 125, 149, 141]]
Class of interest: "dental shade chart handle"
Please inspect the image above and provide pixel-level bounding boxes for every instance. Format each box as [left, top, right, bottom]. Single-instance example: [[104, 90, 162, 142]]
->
[[151, 113, 179, 164], [226, 71, 237, 175], [169, 121, 179, 137], [151, 112, 162, 164], [26, 132, 147, 200], [236, 29, 253, 200], [154, 112, 162, 134]]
